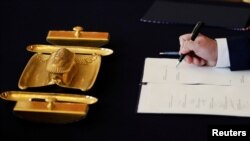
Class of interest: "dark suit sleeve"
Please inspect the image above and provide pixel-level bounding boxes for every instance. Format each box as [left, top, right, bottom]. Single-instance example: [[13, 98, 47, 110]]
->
[[227, 36, 250, 71]]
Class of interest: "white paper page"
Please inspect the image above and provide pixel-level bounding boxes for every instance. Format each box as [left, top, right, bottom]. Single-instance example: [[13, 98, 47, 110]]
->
[[138, 83, 250, 117], [142, 58, 250, 85]]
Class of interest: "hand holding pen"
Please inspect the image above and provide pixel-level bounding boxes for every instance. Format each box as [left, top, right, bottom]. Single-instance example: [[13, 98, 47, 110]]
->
[[178, 22, 218, 67], [176, 21, 204, 67]]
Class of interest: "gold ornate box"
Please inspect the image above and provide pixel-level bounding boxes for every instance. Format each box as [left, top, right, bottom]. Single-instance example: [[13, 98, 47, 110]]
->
[[0, 26, 113, 124]]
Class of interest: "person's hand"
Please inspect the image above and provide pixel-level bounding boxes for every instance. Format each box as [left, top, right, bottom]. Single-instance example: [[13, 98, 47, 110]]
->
[[179, 33, 218, 66]]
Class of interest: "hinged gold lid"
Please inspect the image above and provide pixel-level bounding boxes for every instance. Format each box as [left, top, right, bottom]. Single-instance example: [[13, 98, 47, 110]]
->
[[47, 26, 109, 47], [0, 91, 97, 124], [18, 45, 113, 91]]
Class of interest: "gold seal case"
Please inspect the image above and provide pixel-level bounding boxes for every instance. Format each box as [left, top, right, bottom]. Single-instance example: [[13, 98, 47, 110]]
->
[[1, 26, 113, 124]]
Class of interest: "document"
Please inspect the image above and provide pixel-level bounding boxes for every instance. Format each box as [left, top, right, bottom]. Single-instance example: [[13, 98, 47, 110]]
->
[[142, 58, 250, 85], [138, 58, 250, 117]]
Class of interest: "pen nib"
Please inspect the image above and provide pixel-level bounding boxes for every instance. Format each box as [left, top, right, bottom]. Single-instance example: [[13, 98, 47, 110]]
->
[[176, 62, 181, 68]]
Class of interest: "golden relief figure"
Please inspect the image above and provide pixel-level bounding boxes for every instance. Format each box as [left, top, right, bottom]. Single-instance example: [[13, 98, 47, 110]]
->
[[18, 46, 108, 91]]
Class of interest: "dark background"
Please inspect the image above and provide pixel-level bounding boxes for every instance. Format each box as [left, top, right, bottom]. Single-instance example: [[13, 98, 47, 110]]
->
[[0, 0, 250, 140]]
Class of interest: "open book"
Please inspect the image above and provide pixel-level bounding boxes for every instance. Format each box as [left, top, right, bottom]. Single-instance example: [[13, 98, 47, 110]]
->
[[137, 58, 250, 117]]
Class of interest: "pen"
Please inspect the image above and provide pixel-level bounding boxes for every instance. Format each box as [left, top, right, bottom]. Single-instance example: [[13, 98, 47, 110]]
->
[[176, 21, 204, 68], [159, 51, 179, 55]]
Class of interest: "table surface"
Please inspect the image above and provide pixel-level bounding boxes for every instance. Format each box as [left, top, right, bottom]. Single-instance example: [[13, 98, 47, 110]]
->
[[0, 0, 250, 140]]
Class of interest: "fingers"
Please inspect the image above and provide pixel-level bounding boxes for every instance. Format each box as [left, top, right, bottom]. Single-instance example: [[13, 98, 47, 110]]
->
[[200, 59, 206, 66], [184, 55, 193, 64], [193, 57, 206, 66], [179, 33, 209, 66], [184, 55, 206, 66], [179, 40, 196, 55], [179, 33, 204, 54]]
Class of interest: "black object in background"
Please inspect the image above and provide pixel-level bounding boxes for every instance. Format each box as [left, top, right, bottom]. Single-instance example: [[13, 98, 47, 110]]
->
[[141, 0, 250, 30]]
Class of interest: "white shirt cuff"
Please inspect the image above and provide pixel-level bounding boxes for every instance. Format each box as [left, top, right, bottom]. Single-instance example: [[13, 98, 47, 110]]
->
[[215, 38, 230, 68]]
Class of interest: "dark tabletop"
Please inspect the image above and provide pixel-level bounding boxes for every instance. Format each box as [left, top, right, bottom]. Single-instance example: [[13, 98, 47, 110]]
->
[[0, 0, 250, 140]]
